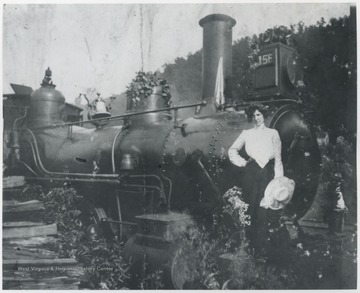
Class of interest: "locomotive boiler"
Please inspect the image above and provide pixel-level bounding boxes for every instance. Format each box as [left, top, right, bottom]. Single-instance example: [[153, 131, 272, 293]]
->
[[5, 14, 321, 288]]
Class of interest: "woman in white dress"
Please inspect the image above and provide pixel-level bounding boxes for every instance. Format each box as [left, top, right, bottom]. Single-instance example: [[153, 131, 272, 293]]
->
[[228, 104, 284, 257]]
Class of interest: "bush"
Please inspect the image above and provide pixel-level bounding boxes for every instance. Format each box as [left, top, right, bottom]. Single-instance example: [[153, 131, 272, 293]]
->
[[174, 226, 221, 289], [76, 238, 129, 289], [225, 242, 297, 289], [20, 184, 130, 289]]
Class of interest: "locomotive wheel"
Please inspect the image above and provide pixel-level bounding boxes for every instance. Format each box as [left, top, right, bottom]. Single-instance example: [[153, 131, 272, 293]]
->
[[82, 206, 115, 240]]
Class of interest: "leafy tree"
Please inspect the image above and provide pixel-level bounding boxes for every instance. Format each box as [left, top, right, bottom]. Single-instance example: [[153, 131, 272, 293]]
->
[[159, 51, 202, 118], [295, 16, 356, 140]]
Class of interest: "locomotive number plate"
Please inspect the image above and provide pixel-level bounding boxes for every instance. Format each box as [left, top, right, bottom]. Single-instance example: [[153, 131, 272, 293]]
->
[[257, 51, 275, 67]]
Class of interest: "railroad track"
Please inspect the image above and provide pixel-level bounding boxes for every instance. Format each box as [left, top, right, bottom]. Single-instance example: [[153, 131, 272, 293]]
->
[[3, 178, 85, 290]]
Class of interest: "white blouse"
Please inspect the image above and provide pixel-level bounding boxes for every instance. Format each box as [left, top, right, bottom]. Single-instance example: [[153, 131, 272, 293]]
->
[[228, 124, 284, 178]]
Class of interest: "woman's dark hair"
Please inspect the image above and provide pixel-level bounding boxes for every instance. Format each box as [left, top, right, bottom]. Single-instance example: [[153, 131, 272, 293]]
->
[[245, 103, 268, 122]]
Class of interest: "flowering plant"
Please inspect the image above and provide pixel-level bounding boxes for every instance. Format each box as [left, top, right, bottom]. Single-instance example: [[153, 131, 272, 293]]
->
[[319, 136, 353, 217], [223, 186, 251, 229]]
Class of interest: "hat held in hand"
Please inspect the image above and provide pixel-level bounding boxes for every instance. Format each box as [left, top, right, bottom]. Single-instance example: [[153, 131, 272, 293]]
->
[[260, 177, 295, 210]]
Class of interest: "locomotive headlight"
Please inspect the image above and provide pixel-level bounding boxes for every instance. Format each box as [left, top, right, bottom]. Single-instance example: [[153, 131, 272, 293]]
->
[[287, 57, 296, 85], [284, 54, 303, 87]]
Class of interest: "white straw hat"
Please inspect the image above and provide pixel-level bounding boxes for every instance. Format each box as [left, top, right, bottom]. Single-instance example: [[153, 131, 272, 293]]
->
[[260, 177, 295, 210]]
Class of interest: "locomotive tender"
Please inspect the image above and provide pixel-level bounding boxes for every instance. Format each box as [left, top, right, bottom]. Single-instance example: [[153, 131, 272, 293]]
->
[[5, 14, 320, 287]]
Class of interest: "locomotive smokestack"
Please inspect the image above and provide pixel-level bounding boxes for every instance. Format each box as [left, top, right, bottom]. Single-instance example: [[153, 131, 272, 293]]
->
[[199, 14, 236, 116]]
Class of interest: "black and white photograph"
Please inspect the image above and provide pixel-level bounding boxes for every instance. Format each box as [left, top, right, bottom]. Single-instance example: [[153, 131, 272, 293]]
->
[[2, 1, 357, 290]]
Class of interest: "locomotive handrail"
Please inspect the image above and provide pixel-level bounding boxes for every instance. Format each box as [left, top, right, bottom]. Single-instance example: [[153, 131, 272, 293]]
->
[[28, 101, 207, 130], [25, 176, 122, 185], [128, 174, 166, 201], [191, 99, 306, 119], [223, 98, 303, 110], [122, 183, 166, 203], [111, 127, 127, 174], [161, 175, 173, 209]]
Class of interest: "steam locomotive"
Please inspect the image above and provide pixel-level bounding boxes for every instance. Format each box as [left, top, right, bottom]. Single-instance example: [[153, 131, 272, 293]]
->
[[4, 14, 321, 288]]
